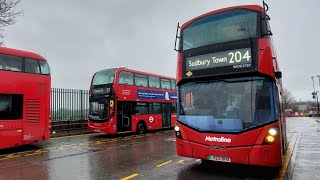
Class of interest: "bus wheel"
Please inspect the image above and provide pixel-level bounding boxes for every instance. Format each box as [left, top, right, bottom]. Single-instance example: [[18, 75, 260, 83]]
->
[[137, 122, 146, 134]]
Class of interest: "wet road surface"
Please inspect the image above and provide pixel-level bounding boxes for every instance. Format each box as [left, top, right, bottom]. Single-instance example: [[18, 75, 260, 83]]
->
[[0, 117, 317, 180]]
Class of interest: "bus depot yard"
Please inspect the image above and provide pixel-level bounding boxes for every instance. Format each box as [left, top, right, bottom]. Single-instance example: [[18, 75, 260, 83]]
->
[[1, 2, 320, 180], [0, 117, 319, 180]]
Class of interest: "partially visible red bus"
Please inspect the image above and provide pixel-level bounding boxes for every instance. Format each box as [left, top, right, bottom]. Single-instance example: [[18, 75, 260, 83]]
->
[[174, 3, 286, 167], [0, 47, 51, 149], [88, 67, 177, 134]]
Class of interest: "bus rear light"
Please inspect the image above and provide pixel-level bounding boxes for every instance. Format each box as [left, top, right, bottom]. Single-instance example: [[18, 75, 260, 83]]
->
[[49, 116, 52, 129]]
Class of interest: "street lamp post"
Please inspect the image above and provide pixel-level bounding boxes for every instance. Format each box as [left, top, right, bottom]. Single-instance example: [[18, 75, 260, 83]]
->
[[312, 76, 316, 92], [311, 76, 320, 115]]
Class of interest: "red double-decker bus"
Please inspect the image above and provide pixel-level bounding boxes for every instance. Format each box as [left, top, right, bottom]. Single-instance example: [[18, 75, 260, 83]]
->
[[173, 3, 286, 167], [0, 47, 51, 149], [88, 67, 177, 134]]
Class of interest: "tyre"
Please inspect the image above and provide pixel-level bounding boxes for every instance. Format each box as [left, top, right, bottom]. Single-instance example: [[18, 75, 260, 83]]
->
[[137, 121, 146, 134]]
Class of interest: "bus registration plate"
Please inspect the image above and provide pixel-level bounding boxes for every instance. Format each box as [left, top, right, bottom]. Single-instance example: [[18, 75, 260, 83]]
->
[[94, 129, 100, 132], [207, 155, 231, 162]]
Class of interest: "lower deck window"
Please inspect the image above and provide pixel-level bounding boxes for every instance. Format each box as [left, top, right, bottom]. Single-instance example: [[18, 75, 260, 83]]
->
[[0, 94, 23, 120]]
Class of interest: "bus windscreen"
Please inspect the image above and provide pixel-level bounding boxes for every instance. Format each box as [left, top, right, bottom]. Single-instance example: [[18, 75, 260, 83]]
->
[[178, 76, 275, 133]]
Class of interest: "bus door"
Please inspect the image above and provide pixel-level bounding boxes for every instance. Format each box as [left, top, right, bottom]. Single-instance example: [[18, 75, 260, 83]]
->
[[162, 103, 171, 128], [117, 101, 132, 132]]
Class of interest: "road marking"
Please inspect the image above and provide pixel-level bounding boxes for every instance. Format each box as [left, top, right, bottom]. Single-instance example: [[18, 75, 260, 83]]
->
[[120, 173, 139, 180], [178, 160, 185, 164], [24, 149, 48, 156], [93, 140, 108, 145], [133, 135, 144, 139], [3, 153, 21, 159], [274, 132, 299, 180], [121, 137, 132, 140], [156, 160, 173, 168]]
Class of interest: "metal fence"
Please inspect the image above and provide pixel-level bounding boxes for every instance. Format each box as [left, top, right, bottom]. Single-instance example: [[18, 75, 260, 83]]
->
[[50, 88, 89, 133]]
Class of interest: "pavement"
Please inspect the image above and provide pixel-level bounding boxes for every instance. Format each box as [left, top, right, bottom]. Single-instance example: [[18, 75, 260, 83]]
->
[[286, 117, 320, 180]]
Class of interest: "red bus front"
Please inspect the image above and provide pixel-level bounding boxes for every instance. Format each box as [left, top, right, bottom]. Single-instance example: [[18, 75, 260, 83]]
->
[[174, 5, 286, 167], [0, 47, 51, 149]]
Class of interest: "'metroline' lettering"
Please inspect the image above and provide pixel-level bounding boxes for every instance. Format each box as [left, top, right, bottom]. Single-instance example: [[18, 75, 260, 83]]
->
[[205, 136, 232, 143]]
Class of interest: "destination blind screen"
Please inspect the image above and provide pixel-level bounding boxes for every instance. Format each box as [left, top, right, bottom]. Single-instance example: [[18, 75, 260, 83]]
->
[[186, 48, 252, 71]]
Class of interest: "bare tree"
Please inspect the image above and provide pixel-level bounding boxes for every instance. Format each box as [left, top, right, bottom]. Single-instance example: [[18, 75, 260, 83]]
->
[[0, 0, 21, 45], [282, 89, 295, 109]]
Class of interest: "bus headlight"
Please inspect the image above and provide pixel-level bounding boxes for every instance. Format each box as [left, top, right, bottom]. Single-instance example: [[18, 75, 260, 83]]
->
[[264, 127, 278, 144], [265, 135, 275, 143], [174, 125, 182, 139], [268, 128, 277, 136]]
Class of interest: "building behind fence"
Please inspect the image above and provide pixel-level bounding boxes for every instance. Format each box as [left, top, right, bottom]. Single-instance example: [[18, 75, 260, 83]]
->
[[50, 88, 89, 133]]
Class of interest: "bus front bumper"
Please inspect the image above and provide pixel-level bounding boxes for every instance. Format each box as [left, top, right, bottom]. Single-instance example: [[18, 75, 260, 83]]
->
[[88, 119, 117, 134], [176, 138, 282, 167]]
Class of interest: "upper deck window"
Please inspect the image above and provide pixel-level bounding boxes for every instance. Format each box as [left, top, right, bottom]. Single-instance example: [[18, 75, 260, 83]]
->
[[148, 76, 160, 88], [134, 74, 148, 87], [25, 58, 41, 74], [92, 69, 116, 85], [183, 9, 258, 50], [161, 78, 171, 89], [119, 71, 134, 85], [0, 54, 22, 72], [171, 80, 177, 90], [39, 60, 50, 75]]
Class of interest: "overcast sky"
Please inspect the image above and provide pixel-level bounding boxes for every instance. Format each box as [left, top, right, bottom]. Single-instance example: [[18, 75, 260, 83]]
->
[[3, 0, 320, 101]]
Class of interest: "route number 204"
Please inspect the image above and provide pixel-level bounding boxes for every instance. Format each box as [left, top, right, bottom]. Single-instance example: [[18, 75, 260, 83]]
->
[[228, 50, 251, 63]]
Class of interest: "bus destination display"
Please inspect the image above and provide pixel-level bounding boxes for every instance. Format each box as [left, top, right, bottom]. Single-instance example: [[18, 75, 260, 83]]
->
[[186, 48, 252, 71]]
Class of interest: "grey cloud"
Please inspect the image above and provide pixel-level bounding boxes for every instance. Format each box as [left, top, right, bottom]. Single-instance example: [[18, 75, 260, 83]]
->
[[3, 0, 320, 101]]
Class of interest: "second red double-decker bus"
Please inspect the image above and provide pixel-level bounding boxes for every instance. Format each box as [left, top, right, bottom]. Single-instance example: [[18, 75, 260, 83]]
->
[[173, 3, 286, 167], [0, 47, 51, 149], [88, 67, 177, 134]]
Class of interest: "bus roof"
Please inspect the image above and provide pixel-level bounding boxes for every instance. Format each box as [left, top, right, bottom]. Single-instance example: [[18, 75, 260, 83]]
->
[[105, 67, 175, 80], [181, 5, 264, 29], [0, 47, 46, 60]]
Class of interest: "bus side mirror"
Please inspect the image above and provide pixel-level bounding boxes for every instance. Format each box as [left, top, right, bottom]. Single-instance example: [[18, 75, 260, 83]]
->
[[275, 71, 282, 79]]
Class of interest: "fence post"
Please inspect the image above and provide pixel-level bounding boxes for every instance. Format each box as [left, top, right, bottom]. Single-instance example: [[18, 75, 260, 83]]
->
[[80, 90, 83, 120]]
